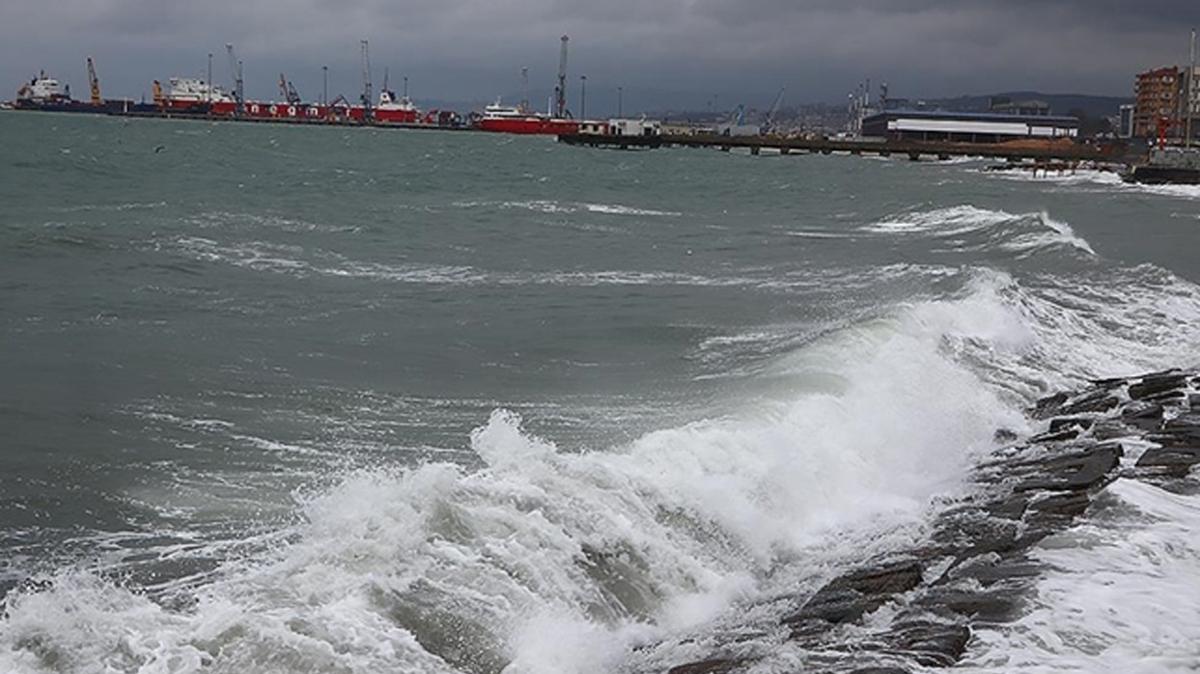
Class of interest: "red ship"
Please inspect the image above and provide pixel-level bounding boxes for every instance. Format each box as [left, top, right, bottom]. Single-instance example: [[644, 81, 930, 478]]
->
[[475, 100, 579, 135]]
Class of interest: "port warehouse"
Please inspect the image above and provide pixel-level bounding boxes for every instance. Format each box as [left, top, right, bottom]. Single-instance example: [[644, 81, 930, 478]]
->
[[861, 110, 1079, 143]]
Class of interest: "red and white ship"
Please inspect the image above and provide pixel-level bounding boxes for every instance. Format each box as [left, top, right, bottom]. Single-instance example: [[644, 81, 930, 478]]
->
[[154, 77, 235, 114], [153, 77, 425, 124], [372, 88, 420, 124], [475, 99, 579, 135]]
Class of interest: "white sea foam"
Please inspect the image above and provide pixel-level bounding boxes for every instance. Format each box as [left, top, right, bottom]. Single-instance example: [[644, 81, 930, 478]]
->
[[455, 200, 681, 217], [8, 221, 1200, 672], [959, 478, 1200, 673], [0, 277, 1036, 673], [861, 205, 1096, 257], [986, 166, 1200, 200], [581, 203, 682, 217]]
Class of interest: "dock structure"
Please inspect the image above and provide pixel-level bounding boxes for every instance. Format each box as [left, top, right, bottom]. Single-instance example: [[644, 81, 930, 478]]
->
[[557, 132, 1120, 163]]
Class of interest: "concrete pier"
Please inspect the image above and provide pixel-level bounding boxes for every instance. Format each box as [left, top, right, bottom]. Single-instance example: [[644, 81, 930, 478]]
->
[[558, 132, 1120, 163]]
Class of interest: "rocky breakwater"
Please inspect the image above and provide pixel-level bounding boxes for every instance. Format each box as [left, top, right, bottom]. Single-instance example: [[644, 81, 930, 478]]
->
[[660, 368, 1200, 674]]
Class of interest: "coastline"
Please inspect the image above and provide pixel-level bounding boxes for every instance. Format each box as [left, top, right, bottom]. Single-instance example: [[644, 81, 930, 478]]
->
[[658, 368, 1200, 673]]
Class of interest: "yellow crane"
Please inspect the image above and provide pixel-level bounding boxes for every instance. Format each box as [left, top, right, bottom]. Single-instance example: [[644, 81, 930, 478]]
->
[[86, 57, 101, 105]]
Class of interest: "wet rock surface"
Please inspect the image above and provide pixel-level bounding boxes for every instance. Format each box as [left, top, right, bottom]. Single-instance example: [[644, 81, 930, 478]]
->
[[653, 369, 1200, 673]]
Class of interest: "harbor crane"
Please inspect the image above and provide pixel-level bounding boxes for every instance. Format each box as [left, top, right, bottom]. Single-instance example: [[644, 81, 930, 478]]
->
[[554, 35, 570, 118], [278, 73, 301, 104], [762, 87, 785, 135], [360, 39, 373, 120], [86, 57, 101, 105], [225, 43, 244, 114]]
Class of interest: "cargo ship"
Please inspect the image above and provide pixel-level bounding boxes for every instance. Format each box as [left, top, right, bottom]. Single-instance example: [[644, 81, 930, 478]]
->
[[14, 73, 78, 110], [475, 99, 579, 135], [153, 76, 426, 125], [14, 71, 156, 115]]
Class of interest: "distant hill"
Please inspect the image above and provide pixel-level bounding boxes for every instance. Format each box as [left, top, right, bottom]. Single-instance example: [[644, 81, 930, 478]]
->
[[921, 91, 1132, 118]]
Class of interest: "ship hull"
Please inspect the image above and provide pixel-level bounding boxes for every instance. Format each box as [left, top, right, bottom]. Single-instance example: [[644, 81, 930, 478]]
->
[[477, 117, 580, 135], [13, 99, 108, 114], [13, 99, 159, 115], [162, 99, 422, 124], [1124, 165, 1200, 185]]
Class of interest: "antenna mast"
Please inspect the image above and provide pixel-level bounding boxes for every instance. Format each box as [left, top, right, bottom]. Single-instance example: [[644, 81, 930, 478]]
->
[[555, 35, 569, 118], [225, 44, 243, 115], [361, 39, 373, 121]]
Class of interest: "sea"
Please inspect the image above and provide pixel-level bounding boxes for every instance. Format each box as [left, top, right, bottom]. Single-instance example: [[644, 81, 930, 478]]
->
[[1, 112, 1199, 673]]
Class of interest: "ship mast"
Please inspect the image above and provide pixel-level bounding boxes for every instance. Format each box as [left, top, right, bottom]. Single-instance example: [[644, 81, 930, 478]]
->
[[521, 67, 530, 113], [555, 35, 569, 118]]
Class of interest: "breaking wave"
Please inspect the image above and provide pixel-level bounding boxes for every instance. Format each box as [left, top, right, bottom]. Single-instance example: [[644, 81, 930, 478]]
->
[[862, 205, 1096, 257], [8, 243, 1200, 673]]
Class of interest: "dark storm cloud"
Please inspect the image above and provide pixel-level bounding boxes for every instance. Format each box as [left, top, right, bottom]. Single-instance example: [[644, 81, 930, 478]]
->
[[2, 1, 1196, 110]]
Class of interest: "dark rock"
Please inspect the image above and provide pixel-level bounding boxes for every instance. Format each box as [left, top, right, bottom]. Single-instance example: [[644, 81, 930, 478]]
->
[[668, 659, 743, 674], [850, 668, 911, 674], [1089, 377, 1129, 389], [829, 561, 924, 596], [1136, 447, 1200, 474], [1147, 422, 1200, 448], [1032, 392, 1069, 419], [1030, 427, 1080, 443], [1163, 414, 1200, 440], [1092, 420, 1134, 440], [917, 588, 1021, 622], [1023, 491, 1092, 537], [884, 622, 971, 667], [1048, 417, 1095, 433], [1128, 374, 1188, 400], [1145, 389, 1187, 404], [787, 587, 880, 625], [1026, 490, 1091, 520], [993, 428, 1019, 443], [935, 515, 1021, 558], [1014, 444, 1121, 493], [955, 557, 1042, 587], [1121, 403, 1164, 431], [1057, 391, 1119, 416], [785, 561, 923, 627], [985, 494, 1029, 521]]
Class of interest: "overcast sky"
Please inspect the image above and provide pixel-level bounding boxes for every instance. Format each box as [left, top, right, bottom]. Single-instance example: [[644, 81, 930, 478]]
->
[[2, 1, 1196, 113]]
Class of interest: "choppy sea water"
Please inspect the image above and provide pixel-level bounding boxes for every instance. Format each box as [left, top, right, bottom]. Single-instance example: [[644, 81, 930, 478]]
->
[[1, 112, 1199, 673]]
